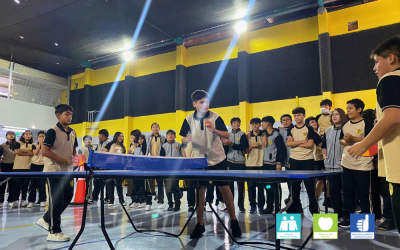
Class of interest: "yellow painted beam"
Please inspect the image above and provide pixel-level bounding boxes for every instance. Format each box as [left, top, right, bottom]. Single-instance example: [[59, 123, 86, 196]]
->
[[238, 33, 250, 53], [322, 91, 334, 108], [318, 11, 330, 34], [175, 110, 187, 141], [84, 68, 94, 86], [176, 45, 187, 67]]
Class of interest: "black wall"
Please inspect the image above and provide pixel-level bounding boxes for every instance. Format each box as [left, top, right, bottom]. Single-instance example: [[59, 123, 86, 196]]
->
[[249, 41, 321, 103]]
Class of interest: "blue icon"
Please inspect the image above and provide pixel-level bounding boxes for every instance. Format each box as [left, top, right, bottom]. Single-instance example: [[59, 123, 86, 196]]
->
[[350, 214, 375, 239], [276, 214, 301, 239]]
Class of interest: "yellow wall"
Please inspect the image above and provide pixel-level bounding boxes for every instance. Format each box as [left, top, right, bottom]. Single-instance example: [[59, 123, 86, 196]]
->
[[328, 0, 400, 36], [70, 73, 85, 90], [129, 51, 176, 77], [61, 90, 68, 104], [92, 64, 129, 86], [248, 16, 319, 54], [186, 38, 238, 67]]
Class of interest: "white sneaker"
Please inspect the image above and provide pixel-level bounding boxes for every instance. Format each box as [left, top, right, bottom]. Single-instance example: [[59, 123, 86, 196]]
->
[[9, 201, 18, 208], [158, 204, 164, 210], [206, 204, 213, 212], [108, 203, 114, 207], [139, 203, 146, 208], [129, 202, 138, 208], [37, 217, 49, 231], [27, 202, 34, 208], [122, 201, 127, 206], [21, 200, 28, 207], [40, 202, 46, 207], [145, 205, 151, 211], [218, 202, 227, 211], [47, 232, 70, 242]]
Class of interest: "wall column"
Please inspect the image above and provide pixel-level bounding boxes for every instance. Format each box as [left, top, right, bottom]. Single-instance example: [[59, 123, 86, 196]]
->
[[175, 45, 187, 139], [318, 10, 335, 107], [238, 33, 251, 132]]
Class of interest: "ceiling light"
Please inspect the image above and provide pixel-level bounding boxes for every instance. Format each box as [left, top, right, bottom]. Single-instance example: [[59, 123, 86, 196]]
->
[[123, 50, 133, 61], [235, 20, 247, 34], [55, 43, 58, 46], [19, 36, 24, 39], [234, 8, 247, 19], [56, 63, 59, 65], [3, 126, 28, 133], [123, 44, 131, 50], [15, 0, 20, 4]]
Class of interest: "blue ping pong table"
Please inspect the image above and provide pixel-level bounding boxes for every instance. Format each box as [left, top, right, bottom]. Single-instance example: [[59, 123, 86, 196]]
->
[[0, 167, 341, 250]]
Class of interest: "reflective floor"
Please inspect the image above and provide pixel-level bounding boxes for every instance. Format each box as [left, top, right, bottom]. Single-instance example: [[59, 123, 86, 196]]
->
[[1, 184, 399, 250]]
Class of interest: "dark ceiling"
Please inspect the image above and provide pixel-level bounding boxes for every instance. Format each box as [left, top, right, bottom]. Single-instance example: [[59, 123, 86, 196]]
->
[[0, 0, 362, 77]]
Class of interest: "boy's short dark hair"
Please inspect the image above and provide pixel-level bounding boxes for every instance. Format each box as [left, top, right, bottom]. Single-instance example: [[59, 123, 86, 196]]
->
[[99, 129, 109, 137], [262, 116, 275, 125], [305, 117, 317, 126], [250, 117, 261, 124], [230, 117, 241, 124], [347, 98, 365, 114], [370, 35, 400, 59], [151, 122, 160, 129], [362, 109, 376, 123], [320, 99, 332, 108], [38, 131, 45, 136], [280, 114, 292, 121], [292, 107, 306, 115], [55, 104, 74, 116], [83, 135, 92, 141], [191, 90, 210, 103], [166, 129, 176, 136]]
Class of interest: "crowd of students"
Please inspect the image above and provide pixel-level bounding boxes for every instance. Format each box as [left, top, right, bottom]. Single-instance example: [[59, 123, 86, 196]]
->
[[1, 35, 400, 242]]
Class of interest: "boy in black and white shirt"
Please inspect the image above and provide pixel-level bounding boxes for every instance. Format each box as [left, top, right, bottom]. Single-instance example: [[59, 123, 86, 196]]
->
[[180, 90, 242, 239]]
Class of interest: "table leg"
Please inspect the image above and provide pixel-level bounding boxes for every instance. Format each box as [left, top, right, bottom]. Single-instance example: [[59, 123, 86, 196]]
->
[[274, 182, 280, 250], [324, 176, 328, 214], [100, 179, 115, 250], [68, 177, 90, 250]]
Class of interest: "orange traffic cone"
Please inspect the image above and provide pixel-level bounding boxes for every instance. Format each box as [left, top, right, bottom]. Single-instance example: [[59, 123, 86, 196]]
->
[[71, 165, 87, 205]]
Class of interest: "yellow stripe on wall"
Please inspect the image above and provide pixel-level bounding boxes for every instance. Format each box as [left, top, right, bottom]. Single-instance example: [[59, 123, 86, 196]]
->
[[92, 64, 129, 86], [130, 51, 176, 77], [248, 16, 319, 54], [186, 38, 238, 67], [332, 89, 377, 110], [328, 0, 400, 37]]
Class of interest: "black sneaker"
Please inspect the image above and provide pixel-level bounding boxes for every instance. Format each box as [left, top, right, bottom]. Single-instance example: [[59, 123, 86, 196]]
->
[[188, 206, 195, 213], [338, 219, 350, 229], [259, 207, 273, 214], [355, 206, 361, 213], [284, 198, 290, 205], [231, 219, 242, 238], [167, 206, 173, 211], [250, 206, 257, 214], [190, 223, 205, 239], [174, 204, 181, 211], [239, 207, 246, 213], [379, 219, 396, 231], [104, 199, 110, 204]]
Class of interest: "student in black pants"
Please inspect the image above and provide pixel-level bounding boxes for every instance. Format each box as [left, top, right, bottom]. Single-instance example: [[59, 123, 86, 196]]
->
[[103, 132, 127, 206], [28, 131, 47, 208], [338, 99, 374, 229], [286, 107, 321, 214], [223, 117, 248, 213], [90, 129, 112, 204], [260, 116, 286, 214], [36, 104, 78, 242], [0, 131, 17, 208]]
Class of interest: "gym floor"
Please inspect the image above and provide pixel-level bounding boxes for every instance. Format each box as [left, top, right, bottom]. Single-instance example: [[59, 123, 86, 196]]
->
[[1, 185, 399, 250]]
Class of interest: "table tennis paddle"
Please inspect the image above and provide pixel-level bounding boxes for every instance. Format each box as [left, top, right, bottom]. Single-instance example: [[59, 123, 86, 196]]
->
[[73, 155, 86, 167], [361, 143, 378, 157]]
